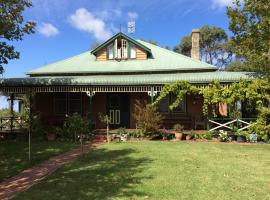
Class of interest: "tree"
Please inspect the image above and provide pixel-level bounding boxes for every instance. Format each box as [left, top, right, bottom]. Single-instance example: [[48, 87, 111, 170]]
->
[[0, 0, 36, 74], [173, 36, 191, 57], [227, 0, 270, 79], [174, 25, 232, 68]]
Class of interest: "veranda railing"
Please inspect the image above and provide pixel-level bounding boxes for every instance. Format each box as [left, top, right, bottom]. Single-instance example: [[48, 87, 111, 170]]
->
[[0, 116, 25, 132], [207, 117, 257, 132]]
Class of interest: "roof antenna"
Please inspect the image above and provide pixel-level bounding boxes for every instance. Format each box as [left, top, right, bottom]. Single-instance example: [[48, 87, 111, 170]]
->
[[119, 24, 122, 32], [128, 21, 135, 34]]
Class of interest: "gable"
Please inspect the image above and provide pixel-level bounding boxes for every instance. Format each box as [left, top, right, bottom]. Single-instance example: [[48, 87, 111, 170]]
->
[[91, 32, 151, 60]]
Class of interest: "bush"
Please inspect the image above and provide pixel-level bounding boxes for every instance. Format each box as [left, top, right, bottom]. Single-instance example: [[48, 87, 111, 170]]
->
[[117, 127, 128, 136], [219, 130, 231, 142], [64, 113, 89, 142], [202, 131, 213, 140], [189, 130, 195, 140], [133, 100, 162, 137], [249, 106, 270, 141]]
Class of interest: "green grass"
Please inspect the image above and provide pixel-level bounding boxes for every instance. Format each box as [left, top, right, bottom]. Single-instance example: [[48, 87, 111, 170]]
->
[[0, 140, 78, 181], [14, 141, 270, 200]]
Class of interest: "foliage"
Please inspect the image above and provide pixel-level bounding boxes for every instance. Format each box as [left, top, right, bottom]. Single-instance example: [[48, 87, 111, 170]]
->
[[133, 100, 162, 137], [64, 113, 88, 142], [154, 79, 270, 118], [174, 25, 232, 68], [202, 131, 213, 140], [173, 36, 191, 57], [227, 0, 270, 80], [172, 123, 184, 132], [249, 106, 270, 141], [98, 113, 110, 125], [219, 130, 231, 142], [127, 131, 144, 138], [98, 112, 111, 142], [246, 133, 258, 143], [153, 80, 199, 111], [0, 0, 36, 74], [160, 128, 175, 140], [117, 127, 128, 136], [189, 130, 195, 140]]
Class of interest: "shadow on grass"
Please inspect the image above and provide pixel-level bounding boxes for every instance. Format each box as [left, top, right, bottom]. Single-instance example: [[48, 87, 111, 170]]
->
[[17, 147, 153, 200], [0, 141, 77, 182]]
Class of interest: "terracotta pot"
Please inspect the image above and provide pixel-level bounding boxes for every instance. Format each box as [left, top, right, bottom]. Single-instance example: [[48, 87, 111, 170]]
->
[[186, 134, 190, 141], [47, 132, 56, 141], [175, 132, 183, 141]]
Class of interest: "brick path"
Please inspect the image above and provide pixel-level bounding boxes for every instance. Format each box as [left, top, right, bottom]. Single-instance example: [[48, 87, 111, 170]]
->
[[0, 142, 101, 200]]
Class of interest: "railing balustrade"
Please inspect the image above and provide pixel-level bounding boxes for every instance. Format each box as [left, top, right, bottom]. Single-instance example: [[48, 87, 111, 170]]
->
[[208, 117, 257, 132]]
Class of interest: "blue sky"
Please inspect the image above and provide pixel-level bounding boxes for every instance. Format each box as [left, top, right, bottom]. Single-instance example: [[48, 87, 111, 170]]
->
[[0, 0, 232, 108]]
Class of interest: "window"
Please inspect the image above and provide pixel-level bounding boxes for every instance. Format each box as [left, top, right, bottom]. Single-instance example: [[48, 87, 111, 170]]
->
[[171, 94, 186, 112], [130, 43, 136, 59], [121, 39, 128, 58], [54, 93, 67, 115], [54, 93, 82, 115], [69, 93, 82, 114], [158, 96, 169, 113], [107, 44, 114, 59], [157, 94, 186, 113]]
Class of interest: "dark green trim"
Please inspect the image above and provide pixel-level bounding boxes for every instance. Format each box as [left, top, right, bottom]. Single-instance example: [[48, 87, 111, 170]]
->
[[91, 32, 152, 56]]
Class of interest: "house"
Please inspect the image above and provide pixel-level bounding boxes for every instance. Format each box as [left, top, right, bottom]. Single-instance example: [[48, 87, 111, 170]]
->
[[0, 31, 252, 130]]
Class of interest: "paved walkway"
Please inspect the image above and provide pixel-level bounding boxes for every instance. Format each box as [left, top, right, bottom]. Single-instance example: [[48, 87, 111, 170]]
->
[[0, 142, 101, 200]]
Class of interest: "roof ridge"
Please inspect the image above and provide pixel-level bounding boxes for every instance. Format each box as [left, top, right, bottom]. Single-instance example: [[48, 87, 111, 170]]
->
[[136, 39, 216, 68]]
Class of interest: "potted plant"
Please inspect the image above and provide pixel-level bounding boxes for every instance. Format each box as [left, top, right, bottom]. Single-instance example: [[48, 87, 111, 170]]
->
[[46, 126, 57, 141], [173, 124, 184, 141]]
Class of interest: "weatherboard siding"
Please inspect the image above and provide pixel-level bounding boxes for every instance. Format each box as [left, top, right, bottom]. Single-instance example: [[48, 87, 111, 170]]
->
[[136, 47, 147, 60], [96, 48, 107, 61]]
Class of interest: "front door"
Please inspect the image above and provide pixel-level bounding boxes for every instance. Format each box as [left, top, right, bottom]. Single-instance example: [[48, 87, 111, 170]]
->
[[107, 93, 130, 128]]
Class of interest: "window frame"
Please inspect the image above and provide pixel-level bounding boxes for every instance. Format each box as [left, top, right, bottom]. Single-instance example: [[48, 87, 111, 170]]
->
[[157, 93, 187, 114]]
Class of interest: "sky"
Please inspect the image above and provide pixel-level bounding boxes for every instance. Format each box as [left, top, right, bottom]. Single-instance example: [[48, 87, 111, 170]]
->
[[0, 0, 233, 108]]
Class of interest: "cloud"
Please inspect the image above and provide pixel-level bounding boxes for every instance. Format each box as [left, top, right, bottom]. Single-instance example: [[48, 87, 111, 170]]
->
[[211, 0, 233, 9], [38, 23, 59, 37], [69, 8, 112, 41], [96, 9, 122, 20], [127, 12, 139, 20]]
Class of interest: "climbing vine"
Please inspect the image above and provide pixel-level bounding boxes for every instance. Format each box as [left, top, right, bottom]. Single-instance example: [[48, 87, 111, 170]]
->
[[153, 79, 270, 140]]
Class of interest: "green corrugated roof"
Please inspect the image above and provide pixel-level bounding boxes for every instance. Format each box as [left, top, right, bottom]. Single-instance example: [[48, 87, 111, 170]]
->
[[27, 39, 216, 76], [0, 72, 253, 86]]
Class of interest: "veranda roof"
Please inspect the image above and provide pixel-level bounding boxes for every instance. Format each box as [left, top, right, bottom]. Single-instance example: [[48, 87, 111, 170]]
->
[[0, 72, 253, 86], [27, 40, 216, 76]]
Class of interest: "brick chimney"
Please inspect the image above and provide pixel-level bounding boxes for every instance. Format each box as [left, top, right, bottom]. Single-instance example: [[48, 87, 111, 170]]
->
[[191, 29, 200, 60]]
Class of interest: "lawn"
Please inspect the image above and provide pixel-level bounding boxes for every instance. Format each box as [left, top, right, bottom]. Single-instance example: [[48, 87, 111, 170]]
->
[[0, 141, 78, 181], [14, 141, 270, 200]]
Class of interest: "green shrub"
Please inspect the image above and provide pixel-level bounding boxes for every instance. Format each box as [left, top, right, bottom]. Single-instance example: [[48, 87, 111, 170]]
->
[[249, 106, 270, 141], [117, 127, 128, 136], [64, 113, 89, 142], [173, 124, 184, 132], [133, 100, 162, 137], [189, 130, 195, 140], [202, 131, 213, 140]]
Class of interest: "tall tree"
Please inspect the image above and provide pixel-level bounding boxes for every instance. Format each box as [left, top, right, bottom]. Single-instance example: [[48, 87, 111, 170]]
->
[[227, 0, 270, 79], [174, 25, 232, 68], [0, 0, 36, 74]]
